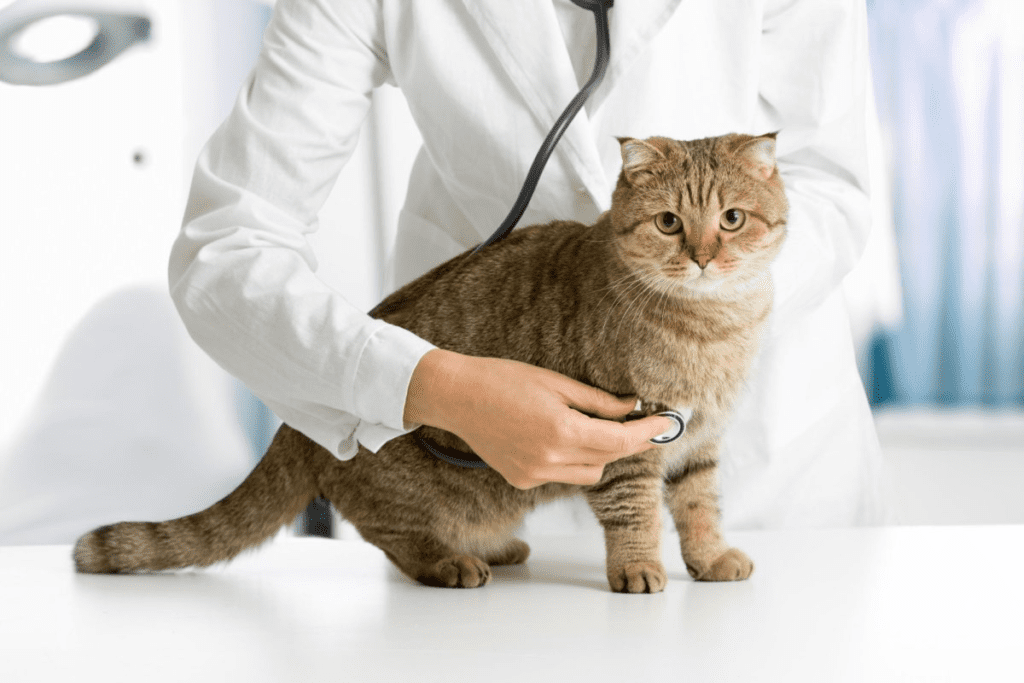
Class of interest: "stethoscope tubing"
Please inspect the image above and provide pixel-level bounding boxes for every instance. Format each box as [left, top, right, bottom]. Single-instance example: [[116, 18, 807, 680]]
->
[[472, 0, 613, 253]]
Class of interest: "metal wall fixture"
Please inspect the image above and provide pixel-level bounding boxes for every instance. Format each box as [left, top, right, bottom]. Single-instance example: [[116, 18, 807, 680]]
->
[[0, 1, 150, 86]]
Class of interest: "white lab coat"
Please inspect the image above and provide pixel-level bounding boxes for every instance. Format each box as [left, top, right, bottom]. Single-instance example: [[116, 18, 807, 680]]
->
[[171, 0, 892, 529]]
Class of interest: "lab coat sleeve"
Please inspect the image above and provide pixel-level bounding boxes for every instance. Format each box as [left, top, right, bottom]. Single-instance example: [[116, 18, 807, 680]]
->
[[168, 0, 436, 459], [756, 0, 873, 324]]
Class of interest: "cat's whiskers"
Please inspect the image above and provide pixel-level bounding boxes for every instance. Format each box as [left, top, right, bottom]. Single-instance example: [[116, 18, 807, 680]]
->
[[592, 268, 647, 313], [609, 267, 670, 345], [583, 234, 624, 246], [636, 273, 675, 329], [602, 276, 648, 338], [651, 274, 677, 326], [592, 279, 639, 343], [623, 285, 661, 341], [597, 269, 652, 345]]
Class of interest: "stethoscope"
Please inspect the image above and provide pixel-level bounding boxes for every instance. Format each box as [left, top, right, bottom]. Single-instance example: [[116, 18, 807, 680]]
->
[[407, 0, 689, 469]]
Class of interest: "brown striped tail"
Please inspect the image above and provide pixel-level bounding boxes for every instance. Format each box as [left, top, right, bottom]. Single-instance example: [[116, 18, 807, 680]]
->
[[73, 425, 319, 573]]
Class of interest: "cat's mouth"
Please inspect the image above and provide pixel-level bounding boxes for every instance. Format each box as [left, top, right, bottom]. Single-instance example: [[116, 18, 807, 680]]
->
[[663, 265, 725, 293], [683, 271, 724, 292]]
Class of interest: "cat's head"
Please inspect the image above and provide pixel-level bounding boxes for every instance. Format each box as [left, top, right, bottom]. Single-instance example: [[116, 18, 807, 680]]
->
[[608, 133, 788, 297]]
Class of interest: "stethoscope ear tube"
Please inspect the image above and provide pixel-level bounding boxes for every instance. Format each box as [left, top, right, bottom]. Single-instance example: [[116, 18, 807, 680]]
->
[[472, 0, 613, 253], [568, 0, 615, 10]]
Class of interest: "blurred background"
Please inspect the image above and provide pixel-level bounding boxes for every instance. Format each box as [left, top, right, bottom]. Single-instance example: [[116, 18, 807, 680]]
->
[[0, 0, 1022, 544]]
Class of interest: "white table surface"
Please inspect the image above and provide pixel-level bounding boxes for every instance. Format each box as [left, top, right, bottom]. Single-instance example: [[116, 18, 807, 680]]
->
[[2, 526, 1022, 682]]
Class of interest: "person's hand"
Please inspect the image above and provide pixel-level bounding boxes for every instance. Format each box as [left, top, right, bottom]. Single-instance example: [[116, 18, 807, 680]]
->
[[404, 349, 676, 488]]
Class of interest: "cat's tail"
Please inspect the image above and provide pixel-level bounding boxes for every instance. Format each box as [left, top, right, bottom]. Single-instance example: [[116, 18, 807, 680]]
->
[[73, 425, 320, 573]]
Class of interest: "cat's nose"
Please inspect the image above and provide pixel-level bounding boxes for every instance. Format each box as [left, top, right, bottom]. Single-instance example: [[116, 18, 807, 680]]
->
[[693, 255, 712, 269]]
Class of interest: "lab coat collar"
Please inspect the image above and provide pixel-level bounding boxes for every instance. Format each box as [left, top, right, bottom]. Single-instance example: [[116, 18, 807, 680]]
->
[[457, 0, 682, 203]]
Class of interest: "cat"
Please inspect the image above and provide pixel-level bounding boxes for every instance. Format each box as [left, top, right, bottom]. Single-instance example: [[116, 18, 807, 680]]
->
[[73, 132, 788, 593]]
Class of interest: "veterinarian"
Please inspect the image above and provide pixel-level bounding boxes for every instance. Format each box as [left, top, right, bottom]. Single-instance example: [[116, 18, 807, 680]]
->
[[170, 0, 890, 527]]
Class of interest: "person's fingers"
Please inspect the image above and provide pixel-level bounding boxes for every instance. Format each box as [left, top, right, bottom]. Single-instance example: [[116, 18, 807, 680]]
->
[[559, 380, 638, 420], [624, 413, 679, 446], [570, 414, 676, 459]]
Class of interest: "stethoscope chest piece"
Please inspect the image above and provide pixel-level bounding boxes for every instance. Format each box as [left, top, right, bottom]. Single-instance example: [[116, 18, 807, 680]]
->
[[649, 410, 690, 444]]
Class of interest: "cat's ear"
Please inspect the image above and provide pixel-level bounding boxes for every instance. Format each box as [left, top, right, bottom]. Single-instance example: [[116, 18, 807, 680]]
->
[[734, 133, 778, 181], [617, 136, 666, 185]]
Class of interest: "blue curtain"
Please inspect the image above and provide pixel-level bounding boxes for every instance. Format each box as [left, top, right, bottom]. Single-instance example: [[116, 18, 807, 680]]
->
[[866, 0, 1024, 407]]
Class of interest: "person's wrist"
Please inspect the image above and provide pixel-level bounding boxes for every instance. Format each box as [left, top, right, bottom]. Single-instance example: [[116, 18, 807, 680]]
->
[[403, 348, 465, 430]]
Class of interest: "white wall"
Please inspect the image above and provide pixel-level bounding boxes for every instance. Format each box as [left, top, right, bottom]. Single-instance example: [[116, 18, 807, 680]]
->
[[0, 0, 185, 450]]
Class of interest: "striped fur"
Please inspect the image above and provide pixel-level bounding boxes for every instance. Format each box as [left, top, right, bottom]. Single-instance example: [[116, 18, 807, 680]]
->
[[74, 134, 786, 591]]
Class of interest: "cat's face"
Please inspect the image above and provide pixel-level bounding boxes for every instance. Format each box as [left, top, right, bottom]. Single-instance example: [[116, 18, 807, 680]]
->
[[608, 134, 788, 296]]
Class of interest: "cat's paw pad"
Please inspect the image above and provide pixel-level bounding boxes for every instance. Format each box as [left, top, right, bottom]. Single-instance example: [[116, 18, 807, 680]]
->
[[608, 561, 667, 593], [487, 538, 531, 566], [418, 554, 492, 588], [686, 548, 753, 582]]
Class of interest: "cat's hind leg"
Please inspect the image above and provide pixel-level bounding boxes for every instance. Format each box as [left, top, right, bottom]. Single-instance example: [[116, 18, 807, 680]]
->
[[483, 537, 530, 566], [357, 525, 493, 588], [319, 433, 534, 587], [316, 440, 496, 589], [664, 443, 753, 581]]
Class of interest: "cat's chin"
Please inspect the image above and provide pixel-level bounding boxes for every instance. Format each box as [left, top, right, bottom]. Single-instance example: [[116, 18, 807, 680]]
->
[[678, 273, 726, 295], [676, 272, 768, 299]]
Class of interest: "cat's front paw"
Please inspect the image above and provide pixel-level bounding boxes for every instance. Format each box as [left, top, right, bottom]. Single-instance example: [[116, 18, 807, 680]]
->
[[607, 561, 667, 593], [686, 547, 753, 582], [417, 554, 492, 588]]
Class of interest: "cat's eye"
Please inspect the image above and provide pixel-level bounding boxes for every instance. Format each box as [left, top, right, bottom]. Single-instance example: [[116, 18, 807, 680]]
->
[[655, 212, 682, 234], [721, 209, 746, 231]]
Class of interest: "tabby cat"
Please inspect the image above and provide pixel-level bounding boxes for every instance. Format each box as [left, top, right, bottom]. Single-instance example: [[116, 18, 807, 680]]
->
[[74, 133, 788, 593]]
